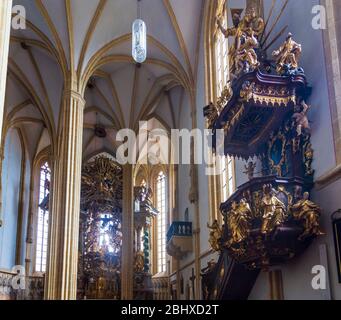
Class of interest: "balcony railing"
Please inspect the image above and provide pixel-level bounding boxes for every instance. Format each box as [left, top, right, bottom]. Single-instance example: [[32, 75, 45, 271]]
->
[[167, 221, 192, 243], [166, 221, 193, 259], [0, 270, 44, 300]]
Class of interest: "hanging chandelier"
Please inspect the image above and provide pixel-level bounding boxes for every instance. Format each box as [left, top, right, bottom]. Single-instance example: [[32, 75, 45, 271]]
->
[[132, 0, 147, 64]]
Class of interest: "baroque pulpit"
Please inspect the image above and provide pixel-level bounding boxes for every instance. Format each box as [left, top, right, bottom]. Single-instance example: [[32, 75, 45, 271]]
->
[[203, 4, 323, 300]]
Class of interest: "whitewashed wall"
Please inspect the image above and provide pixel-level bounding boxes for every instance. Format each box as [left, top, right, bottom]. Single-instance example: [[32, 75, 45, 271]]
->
[[0, 128, 22, 269], [250, 0, 341, 300]]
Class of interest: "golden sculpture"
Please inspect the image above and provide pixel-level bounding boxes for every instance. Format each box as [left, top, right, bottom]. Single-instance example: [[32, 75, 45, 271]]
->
[[261, 185, 287, 235], [252, 191, 262, 218], [217, 182, 324, 268], [216, 83, 233, 110], [227, 201, 252, 245], [207, 220, 222, 252], [235, 28, 260, 74], [217, 7, 264, 76], [79, 156, 123, 300], [303, 141, 314, 176], [82, 156, 123, 202], [134, 251, 145, 273], [203, 102, 219, 129], [272, 33, 302, 75], [292, 101, 311, 136], [291, 192, 324, 240], [240, 7, 265, 37]]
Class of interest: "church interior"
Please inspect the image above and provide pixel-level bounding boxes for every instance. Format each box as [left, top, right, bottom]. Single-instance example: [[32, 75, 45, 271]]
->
[[0, 0, 341, 301]]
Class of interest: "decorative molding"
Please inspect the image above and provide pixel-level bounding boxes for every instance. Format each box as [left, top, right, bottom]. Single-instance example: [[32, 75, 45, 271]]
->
[[315, 164, 341, 190], [64, 0, 75, 72]]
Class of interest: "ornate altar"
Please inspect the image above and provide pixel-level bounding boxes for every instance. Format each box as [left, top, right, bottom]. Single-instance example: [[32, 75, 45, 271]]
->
[[203, 4, 323, 298], [133, 185, 158, 299], [77, 156, 123, 300]]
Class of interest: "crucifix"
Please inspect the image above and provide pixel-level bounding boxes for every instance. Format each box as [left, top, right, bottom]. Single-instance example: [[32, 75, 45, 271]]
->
[[189, 268, 196, 299]]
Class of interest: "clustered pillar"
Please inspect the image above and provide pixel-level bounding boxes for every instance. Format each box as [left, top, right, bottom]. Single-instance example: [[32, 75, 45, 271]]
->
[[45, 89, 85, 300]]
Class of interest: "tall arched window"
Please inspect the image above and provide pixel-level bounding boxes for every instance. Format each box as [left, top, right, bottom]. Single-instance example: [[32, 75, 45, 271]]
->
[[215, 8, 229, 96], [35, 162, 50, 272], [156, 171, 166, 273], [220, 156, 234, 202], [214, 6, 235, 203]]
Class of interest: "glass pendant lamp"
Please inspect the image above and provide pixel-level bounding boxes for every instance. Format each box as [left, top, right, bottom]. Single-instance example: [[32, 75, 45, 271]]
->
[[132, 0, 147, 64]]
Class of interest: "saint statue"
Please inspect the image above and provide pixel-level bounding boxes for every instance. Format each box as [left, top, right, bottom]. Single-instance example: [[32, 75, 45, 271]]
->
[[261, 185, 287, 235], [272, 33, 302, 75], [134, 251, 145, 273], [292, 101, 311, 136], [207, 220, 222, 252], [227, 200, 252, 245], [291, 192, 324, 240], [216, 7, 264, 77], [235, 28, 260, 74]]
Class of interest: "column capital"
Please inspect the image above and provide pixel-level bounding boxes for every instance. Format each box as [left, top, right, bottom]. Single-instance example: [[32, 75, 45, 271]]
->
[[63, 89, 86, 107]]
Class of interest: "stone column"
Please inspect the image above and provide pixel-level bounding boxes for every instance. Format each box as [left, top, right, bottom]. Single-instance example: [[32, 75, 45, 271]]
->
[[121, 164, 134, 300], [0, 0, 12, 228], [45, 89, 85, 300]]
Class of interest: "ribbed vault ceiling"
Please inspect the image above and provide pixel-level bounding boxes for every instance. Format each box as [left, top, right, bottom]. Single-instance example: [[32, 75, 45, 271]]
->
[[5, 0, 204, 159]]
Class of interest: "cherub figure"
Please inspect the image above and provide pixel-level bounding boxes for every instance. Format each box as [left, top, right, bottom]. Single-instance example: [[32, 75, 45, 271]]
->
[[244, 161, 256, 180], [292, 100, 311, 136]]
